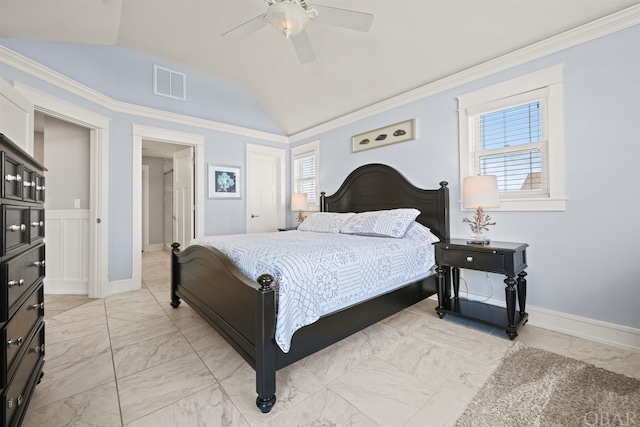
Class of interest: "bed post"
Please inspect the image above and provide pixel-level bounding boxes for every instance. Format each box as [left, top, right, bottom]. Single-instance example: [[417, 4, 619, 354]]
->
[[170, 242, 181, 308], [437, 182, 452, 301], [255, 274, 277, 413], [320, 191, 327, 212], [438, 181, 450, 241]]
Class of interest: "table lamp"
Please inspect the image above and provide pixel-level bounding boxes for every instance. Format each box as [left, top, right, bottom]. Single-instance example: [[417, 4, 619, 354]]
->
[[291, 192, 308, 224], [462, 175, 500, 245]]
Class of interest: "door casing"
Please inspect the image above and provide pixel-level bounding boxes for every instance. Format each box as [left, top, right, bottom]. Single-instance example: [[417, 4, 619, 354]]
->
[[132, 125, 204, 290], [13, 83, 109, 298]]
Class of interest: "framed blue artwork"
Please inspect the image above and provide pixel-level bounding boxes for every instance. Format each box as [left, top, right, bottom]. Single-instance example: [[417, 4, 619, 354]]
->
[[208, 164, 241, 199]]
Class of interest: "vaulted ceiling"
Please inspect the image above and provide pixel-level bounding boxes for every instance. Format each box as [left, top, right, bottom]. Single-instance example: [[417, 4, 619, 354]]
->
[[1, 0, 637, 135]]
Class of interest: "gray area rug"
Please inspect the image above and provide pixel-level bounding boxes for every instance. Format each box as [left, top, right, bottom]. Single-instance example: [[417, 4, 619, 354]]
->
[[455, 342, 639, 427]]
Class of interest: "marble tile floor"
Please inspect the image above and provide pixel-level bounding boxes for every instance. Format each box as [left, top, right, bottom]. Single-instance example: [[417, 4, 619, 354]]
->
[[22, 250, 640, 427]]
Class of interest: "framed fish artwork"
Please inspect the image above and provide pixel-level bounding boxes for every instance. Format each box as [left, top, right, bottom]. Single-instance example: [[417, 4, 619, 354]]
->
[[351, 119, 415, 153]]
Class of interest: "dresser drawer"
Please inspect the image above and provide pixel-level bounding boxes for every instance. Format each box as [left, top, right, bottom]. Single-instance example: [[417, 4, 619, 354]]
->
[[2, 206, 30, 257], [1, 322, 44, 427], [29, 209, 45, 243], [34, 174, 45, 204], [1, 153, 22, 201], [1, 285, 44, 388], [21, 166, 37, 203], [438, 249, 506, 274], [1, 244, 45, 322]]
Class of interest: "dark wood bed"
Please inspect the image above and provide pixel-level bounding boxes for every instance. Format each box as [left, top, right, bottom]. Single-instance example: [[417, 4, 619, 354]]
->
[[170, 163, 450, 413]]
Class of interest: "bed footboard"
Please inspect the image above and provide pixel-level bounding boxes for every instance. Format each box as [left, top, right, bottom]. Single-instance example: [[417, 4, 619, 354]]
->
[[170, 243, 278, 413]]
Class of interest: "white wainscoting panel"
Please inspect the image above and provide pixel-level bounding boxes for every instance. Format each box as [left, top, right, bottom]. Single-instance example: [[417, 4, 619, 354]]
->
[[45, 209, 90, 294]]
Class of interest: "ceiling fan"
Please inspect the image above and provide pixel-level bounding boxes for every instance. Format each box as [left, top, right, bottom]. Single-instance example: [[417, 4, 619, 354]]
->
[[221, 0, 374, 63]]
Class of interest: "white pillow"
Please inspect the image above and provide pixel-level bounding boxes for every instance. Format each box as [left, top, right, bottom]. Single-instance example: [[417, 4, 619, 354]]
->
[[298, 212, 356, 233], [403, 221, 440, 244], [340, 208, 420, 238]]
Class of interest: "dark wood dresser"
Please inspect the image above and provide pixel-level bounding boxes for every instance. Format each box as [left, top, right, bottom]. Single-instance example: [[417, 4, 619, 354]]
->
[[0, 133, 45, 427]]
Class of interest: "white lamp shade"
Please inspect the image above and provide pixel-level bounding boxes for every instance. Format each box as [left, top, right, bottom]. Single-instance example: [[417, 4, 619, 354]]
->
[[266, 1, 309, 38], [463, 175, 500, 209], [291, 192, 308, 211]]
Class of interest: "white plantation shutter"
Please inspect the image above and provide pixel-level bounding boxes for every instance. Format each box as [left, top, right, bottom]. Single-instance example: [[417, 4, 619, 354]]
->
[[468, 87, 550, 199], [293, 152, 316, 203], [291, 141, 320, 209]]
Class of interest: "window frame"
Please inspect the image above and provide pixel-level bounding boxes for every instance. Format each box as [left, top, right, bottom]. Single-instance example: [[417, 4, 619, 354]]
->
[[458, 65, 566, 211], [291, 140, 320, 211]]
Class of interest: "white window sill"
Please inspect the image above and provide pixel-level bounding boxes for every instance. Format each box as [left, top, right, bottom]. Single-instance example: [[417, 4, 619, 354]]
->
[[460, 197, 567, 212]]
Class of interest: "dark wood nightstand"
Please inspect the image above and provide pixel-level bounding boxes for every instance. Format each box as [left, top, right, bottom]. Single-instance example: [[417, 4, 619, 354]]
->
[[434, 239, 529, 340]]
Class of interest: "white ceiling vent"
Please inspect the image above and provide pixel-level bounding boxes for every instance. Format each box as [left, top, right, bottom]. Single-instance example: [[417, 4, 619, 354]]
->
[[153, 65, 186, 101]]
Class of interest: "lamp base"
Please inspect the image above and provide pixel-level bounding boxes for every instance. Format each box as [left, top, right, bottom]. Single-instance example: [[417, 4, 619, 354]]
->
[[467, 238, 490, 246], [467, 231, 490, 245]]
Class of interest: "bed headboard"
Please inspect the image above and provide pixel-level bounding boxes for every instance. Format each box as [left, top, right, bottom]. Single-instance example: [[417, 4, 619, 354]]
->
[[321, 164, 450, 241]]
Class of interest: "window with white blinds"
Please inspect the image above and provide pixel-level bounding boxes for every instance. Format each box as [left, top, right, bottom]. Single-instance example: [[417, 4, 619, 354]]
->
[[291, 140, 320, 209], [458, 65, 566, 211], [470, 95, 549, 198]]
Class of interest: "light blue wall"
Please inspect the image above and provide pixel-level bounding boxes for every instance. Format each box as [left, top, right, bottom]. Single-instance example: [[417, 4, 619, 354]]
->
[[1, 27, 638, 329], [0, 39, 284, 135], [292, 26, 640, 329], [1, 41, 287, 281]]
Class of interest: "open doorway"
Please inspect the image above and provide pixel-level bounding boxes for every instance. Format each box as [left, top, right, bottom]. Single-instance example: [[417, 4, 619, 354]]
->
[[14, 83, 111, 299], [36, 112, 92, 294], [141, 140, 191, 252], [132, 125, 204, 290]]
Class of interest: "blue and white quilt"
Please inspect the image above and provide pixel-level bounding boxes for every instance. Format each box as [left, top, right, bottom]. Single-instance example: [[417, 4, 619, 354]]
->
[[195, 222, 438, 352]]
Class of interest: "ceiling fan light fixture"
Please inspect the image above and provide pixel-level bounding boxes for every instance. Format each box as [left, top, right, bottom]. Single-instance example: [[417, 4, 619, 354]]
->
[[266, 1, 309, 39]]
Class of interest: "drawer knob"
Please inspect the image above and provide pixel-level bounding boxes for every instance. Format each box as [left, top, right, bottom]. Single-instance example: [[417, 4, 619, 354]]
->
[[8, 279, 25, 288], [5, 394, 24, 409], [7, 337, 23, 349], [34, 260, 46, 267], [32, 302, 44, 311], [31, 221, 44, 228], [5, 173, 19, 182], [23, 181, 33, 187], [7, 224, 26, 232], [466, 256, 474, 262], [33, 344, 45, 354]]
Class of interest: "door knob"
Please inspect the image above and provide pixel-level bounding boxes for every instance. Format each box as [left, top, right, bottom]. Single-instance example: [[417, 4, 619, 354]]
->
[[251, 214, 259, 218]]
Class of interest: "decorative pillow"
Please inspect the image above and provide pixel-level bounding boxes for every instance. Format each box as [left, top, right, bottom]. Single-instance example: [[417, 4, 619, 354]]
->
[[340, 208, 421, 238], [403, 221, 440, 244], [297, 212, 356, 233]]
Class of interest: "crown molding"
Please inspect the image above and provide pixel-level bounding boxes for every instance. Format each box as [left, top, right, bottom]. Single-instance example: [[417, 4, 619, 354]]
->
[[289, 5, 640, 143], [0, 45, 289, 144]]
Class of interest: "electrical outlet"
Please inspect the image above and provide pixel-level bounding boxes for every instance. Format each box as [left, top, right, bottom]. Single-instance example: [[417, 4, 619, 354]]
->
[[74, 198, 80, 209]]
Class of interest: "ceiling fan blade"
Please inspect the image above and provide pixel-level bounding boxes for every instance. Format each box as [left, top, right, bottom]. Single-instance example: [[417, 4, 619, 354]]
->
[[290, 31, 315, 63], [309, 5, 373, 32], [221, 14, 268, 41]]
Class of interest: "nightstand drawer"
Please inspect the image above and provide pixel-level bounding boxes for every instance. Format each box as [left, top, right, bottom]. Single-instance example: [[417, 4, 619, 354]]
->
[[439, 249, 505, 273]]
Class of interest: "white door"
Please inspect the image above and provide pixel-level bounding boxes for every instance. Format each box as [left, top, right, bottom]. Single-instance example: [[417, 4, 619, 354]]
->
[[246, 145, 285, 233], [173, 146, 194, 248]]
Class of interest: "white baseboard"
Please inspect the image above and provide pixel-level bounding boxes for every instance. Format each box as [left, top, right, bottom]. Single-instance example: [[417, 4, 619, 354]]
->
[[44, 279, 88, 294], [109, 278, 142, 296], [430, 294, 640, 350], [526, 304, 640, 350], [45, 278, 141, 296], [143, 244, 165, 252]]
